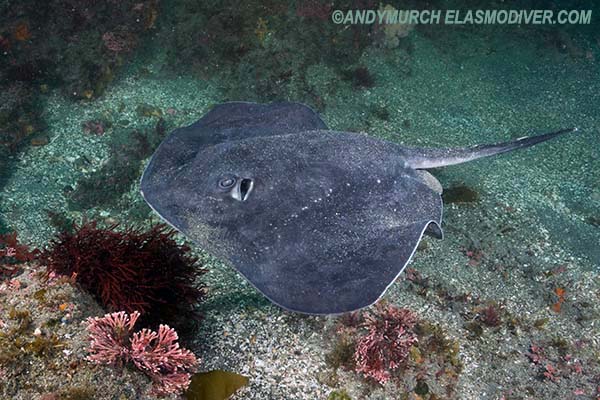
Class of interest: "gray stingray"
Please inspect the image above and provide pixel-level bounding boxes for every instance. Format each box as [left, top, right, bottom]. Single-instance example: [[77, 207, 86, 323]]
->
[[140, 102, 576, 315]]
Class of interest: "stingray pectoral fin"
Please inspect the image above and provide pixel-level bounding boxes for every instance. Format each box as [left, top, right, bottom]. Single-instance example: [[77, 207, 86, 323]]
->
[[239, 221, 434, 315], [404, 128, 578, 169], [192, 101, 328, 135]]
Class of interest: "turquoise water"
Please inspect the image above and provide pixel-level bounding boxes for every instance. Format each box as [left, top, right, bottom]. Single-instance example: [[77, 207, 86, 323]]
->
[[1, 2, 599, 399]]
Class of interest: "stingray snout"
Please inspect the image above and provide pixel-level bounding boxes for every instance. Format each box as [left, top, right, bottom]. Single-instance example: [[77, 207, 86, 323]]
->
[[231, 177, 254, 201]]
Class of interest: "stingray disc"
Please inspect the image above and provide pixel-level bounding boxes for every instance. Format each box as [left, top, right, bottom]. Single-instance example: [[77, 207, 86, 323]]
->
[[141, 102, 442, 314]]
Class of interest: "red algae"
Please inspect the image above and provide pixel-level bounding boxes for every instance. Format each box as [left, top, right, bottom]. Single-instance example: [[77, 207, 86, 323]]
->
[[41, 222, 207, 331]]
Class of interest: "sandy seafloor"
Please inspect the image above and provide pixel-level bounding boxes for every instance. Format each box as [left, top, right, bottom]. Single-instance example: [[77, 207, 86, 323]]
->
[[1, 25, 600, 400]]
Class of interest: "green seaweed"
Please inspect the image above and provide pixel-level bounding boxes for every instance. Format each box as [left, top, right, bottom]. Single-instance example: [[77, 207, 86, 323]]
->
[[24, 334, 63, 357], [416, 321, 462, 370], [328, 390, 352, 400], [0, 335, 20, 364], [51, 386, 97, 400], [33, 288, 47, 303], [414, 379, 429, 395], [0, 307, 33, 365], [185, 370, 249, 400], [0, 305, 64, 366], [136, 103, 163, 117], [549, 336, 570, 355], [464, 321, 484, 339], [533, 318, 549, 329], [8, 307, 32, 331], [325, 335, 355, 370]]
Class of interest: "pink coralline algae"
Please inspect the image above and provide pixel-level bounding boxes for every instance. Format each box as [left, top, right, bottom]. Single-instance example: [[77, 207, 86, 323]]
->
[[1, 231, 39, 279], [86, 311, 198, 395], [102, 31, 136, 53], [86, 310, 139, 366], [527, 344, 544, 365], [130, 325, 198, 395], [82, 119, 105, 135], [354, 304, 418, 384]]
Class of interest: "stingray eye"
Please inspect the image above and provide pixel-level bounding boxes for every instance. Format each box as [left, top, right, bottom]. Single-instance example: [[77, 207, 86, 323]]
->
[[218, 177, 236, 189]]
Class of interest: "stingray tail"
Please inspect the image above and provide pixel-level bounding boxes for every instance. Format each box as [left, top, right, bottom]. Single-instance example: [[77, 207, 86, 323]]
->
[[404, 128, 578, 169]]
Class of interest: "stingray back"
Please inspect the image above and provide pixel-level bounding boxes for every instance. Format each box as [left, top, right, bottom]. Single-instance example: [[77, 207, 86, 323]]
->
[[141, 102, 327, 227]]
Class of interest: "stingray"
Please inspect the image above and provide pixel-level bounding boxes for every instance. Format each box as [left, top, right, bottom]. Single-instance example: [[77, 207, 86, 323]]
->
[[140, 102, 576, 315]]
